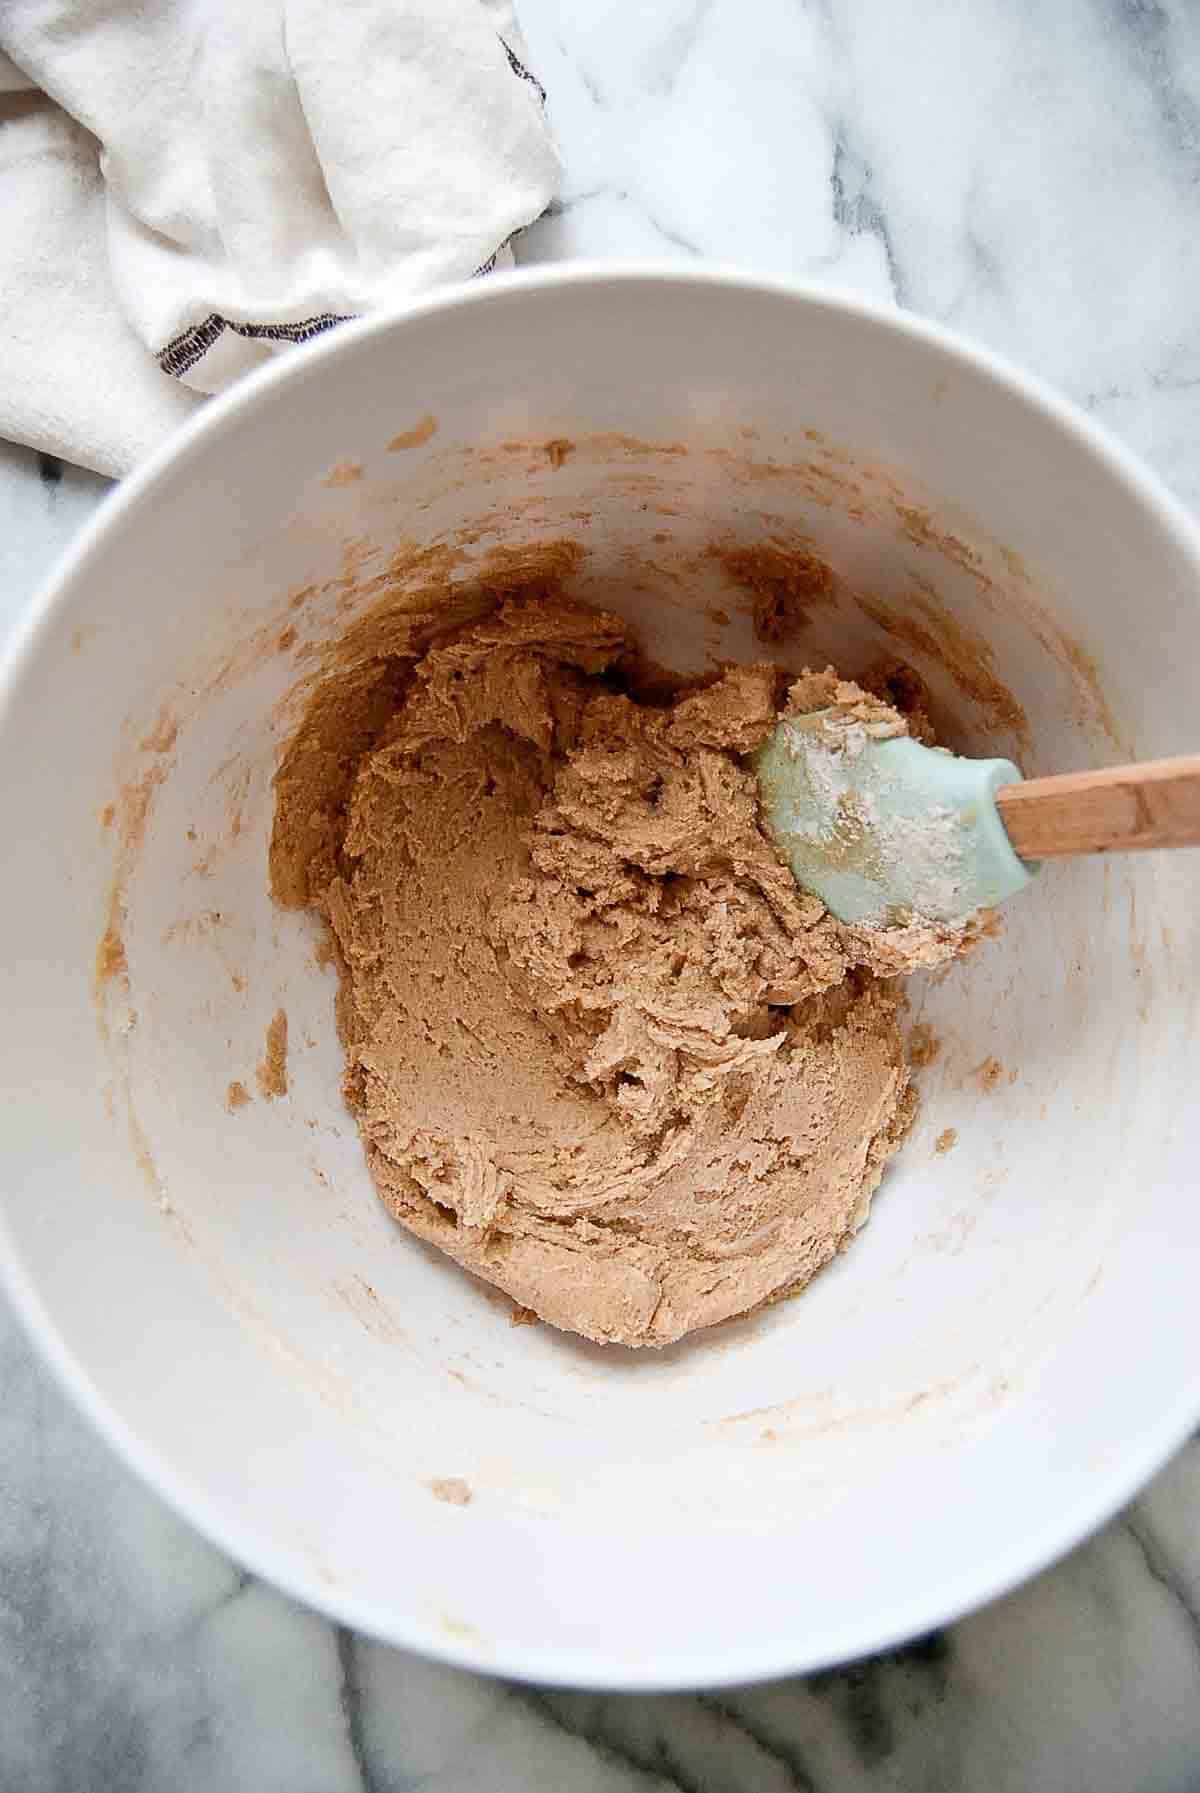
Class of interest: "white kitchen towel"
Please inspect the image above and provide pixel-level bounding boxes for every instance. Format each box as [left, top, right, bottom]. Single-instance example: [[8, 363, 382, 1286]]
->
[[0, 1, 559, 477]]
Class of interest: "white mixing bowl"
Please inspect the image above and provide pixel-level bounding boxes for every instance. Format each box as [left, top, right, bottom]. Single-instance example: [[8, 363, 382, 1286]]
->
[[1, 268, 1196, 1690]]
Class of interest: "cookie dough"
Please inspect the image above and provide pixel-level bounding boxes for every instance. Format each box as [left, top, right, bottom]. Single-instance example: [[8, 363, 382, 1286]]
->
[[271, 593, 965, 1347]]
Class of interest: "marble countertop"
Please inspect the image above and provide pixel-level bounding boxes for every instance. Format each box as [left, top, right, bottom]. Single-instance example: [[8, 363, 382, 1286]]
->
[[2, 2, 1200, 1787]]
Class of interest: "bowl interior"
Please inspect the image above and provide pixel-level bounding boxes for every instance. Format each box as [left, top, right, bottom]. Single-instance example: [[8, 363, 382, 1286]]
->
[[1, 273, 1197, 1688]]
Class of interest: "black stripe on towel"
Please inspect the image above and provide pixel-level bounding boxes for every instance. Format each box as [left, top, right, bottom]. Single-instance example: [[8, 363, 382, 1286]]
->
[[498, 37, 547, 106], [157, 242, 510, 383], [157, 310, 353, 379]]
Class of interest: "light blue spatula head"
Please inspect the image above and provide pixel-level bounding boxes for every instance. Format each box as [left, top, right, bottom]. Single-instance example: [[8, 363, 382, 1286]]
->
[[755, 713, 1034, 927]]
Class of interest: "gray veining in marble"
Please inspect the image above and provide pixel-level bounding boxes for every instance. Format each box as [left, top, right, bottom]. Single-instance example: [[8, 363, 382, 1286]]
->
[[3, 2, 1200, 1787]]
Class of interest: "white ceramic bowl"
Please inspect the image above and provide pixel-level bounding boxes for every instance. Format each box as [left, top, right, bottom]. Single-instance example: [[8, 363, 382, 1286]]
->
[[1, 267, 1197, 1691]]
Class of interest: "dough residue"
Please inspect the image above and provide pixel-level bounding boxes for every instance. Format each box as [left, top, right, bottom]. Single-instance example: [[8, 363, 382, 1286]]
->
[[256, 1009, 289, 1100], [711, 542, 837, 643], [271, 591, 967, 1348], [973, 1055, 1004, 1092], [429, 1477, 473, 1506], [387, 413, 438, 452], [95, 919, 127, 986]]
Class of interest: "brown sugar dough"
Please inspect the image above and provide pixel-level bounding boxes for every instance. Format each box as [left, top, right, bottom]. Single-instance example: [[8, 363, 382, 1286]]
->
[[271, 594, 966, 1347]]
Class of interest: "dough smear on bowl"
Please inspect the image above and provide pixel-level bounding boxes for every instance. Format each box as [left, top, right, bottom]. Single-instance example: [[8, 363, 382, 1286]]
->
[[271, 588, 970, 1347]]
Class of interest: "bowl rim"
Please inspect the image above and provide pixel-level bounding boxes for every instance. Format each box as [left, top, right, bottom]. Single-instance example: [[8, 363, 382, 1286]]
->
[[2, 260, 1199, 1692]]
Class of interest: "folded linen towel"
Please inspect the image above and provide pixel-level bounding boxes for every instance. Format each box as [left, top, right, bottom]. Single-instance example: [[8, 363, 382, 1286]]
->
[[0, 0, 558, 476]]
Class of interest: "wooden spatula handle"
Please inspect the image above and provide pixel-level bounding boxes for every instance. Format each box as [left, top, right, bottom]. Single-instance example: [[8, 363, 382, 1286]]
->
[[996, 754, 1200, 859]]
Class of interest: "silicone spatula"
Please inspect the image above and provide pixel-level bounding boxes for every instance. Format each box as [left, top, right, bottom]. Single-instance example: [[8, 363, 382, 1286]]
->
[[754, 713, 1200, 927]]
